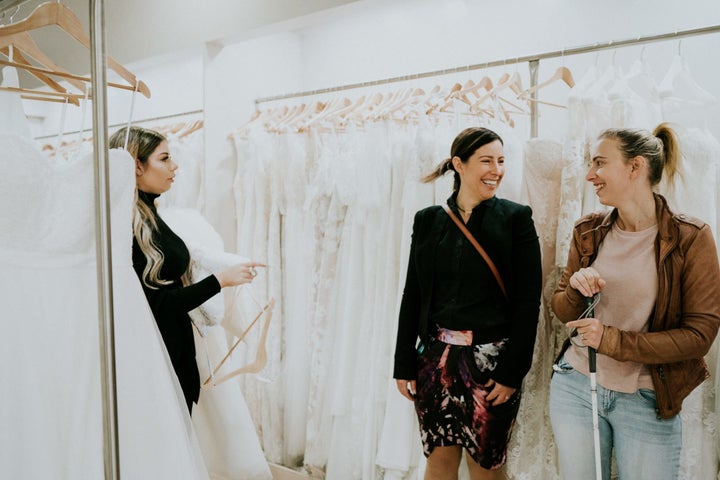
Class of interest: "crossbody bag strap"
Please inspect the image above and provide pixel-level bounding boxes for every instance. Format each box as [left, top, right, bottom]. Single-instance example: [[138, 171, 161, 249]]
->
[[442, 205, 509, 301]]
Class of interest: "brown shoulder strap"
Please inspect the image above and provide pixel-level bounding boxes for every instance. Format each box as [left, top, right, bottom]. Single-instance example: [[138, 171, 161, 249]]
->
[[442, 205, 509, 301]]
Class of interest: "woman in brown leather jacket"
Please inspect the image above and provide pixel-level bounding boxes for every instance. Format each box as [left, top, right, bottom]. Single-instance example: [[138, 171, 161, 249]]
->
[[549, 123, 720, 480]]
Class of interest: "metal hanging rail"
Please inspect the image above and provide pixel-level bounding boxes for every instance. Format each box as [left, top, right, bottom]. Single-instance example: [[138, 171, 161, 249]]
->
[[89, 0, 120, 477], [255, 23, 720, 105], [34, 108, 204, 141]]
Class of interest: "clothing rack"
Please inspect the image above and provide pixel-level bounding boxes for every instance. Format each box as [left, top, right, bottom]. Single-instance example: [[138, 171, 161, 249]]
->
[[34, 108, 203, 140], [255, 23, 720, 137]]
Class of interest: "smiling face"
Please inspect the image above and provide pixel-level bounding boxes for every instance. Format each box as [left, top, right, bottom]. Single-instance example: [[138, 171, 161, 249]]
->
[[453, 139, 505, 202], [587, 137, 635, 207], [135, 140, 177, 195]]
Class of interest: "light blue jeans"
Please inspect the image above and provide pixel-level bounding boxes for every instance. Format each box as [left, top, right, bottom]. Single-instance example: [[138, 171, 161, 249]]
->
[[549, 355, 681, 480]]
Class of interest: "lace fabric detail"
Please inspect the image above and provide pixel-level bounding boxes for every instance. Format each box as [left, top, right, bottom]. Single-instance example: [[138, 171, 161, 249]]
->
[[0, 135, 134, 258]]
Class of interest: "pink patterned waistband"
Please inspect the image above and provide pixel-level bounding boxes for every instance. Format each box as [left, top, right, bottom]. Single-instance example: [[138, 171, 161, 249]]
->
[[436, 327, 473, 346]]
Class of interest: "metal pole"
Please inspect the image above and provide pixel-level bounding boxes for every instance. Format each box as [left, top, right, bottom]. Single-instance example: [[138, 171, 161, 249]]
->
[[528, 59, 539, 138], [89, 0, 120, 478]]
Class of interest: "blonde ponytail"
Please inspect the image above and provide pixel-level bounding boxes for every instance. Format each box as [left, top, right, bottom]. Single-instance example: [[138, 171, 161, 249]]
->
[[653, 122, 681, 187]]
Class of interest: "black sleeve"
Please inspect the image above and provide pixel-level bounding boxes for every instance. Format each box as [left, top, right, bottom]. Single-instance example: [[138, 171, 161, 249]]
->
[[393, 210, 423, 380], [132, 246, 221, 325], [491, 205, 542, 388]]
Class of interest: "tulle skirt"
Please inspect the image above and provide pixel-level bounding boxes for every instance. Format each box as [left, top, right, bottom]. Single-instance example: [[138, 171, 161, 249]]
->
[[0, 251, 209, 479]]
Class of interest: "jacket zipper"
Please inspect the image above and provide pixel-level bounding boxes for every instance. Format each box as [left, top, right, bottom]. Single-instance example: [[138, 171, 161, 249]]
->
[[657, 365, 673, 418]]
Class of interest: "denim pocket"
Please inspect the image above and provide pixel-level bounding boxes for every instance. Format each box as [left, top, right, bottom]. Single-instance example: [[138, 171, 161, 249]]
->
[[552, 355, 575, 375], [637, 388, 657, 407]]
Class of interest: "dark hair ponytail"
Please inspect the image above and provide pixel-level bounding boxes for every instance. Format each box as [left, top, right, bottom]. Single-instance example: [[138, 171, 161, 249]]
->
[[422, 127, 503, 192]]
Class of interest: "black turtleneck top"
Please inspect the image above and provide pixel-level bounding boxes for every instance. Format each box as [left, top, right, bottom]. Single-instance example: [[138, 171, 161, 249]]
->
[[132, 190, 221, 411]]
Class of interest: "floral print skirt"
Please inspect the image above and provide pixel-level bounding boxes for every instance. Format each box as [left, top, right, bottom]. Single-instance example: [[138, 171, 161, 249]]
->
[[414, 328, 520, 470]]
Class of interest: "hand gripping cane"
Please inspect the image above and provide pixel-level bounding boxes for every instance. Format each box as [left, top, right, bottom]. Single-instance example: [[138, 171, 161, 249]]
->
[[585, 295, 602, 480]]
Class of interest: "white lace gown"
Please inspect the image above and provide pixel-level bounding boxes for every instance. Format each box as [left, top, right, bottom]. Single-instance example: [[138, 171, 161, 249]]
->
[[658, 126, 720, 480], [158, 130, 205, 211], [376, 118, 439, 480], [303, 128, 351, 474], [504, 138, 565, 480], [231, 129, 286, 465], [0, 131, 209, 479], [159, 207, 273, 480]]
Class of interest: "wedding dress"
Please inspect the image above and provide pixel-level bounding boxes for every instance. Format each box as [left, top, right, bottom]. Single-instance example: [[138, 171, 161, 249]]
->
[[0, 131, 209, 480], [160, 206, 273, 480], [231, 129, 286, 464], [505, 138, 565, 480], [656, 62, 720, 477], [158, 129, 205, 211]]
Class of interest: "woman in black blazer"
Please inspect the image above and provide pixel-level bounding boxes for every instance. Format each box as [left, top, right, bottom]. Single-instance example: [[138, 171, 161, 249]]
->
[[393, 127, 542, 479], [110, 126, 264, 414]]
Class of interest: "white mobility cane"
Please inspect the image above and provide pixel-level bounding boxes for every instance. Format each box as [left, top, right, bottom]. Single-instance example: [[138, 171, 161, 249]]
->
[[585, 295, 602, 480]]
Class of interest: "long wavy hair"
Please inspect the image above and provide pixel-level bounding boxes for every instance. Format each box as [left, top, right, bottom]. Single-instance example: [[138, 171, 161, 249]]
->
[[109, 126, 171, 289]]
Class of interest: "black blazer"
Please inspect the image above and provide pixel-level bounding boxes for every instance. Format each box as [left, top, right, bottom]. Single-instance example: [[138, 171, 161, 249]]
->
[[393, 196, 542, 388]]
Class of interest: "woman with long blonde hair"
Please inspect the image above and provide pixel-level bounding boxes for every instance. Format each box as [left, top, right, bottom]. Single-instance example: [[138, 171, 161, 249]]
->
[[110, 126, 263, 413]]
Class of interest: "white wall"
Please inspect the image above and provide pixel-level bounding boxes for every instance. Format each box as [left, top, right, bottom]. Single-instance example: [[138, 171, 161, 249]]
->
[[203, 33, 303, 247], [296, 0, 720, 89]]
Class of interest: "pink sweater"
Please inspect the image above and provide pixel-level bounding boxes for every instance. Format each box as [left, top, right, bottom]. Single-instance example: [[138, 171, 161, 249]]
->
[[566, 223, 658, 393]]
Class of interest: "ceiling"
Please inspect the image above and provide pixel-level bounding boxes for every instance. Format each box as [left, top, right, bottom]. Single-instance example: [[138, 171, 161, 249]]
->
[[3, 0, 361, 87]]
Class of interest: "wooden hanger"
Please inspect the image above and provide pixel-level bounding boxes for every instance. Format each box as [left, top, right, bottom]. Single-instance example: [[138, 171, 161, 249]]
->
[[0, 83, 83, 103], [274, 103, 305, 129], [388, 87, 424, 119], [473, 72, 522, 106], [201, 298, 275, 388], [518, 66, 575, 98], [302, 97, 351, 130], [177, 119, 203, 138], [0, 47, 80, 104], [294, 101, 328, 132], [332, 95, 365, 127], [435, 82, 463, 113], [0, 31, 86, 91], [471, 72, 531, 119], [346, 92, 383, 125], [0, 52, 143, 101], [375, 87, 424, 120], [460, 76, 493, 101], [423, 84, 445, 114], [0, 2, 151, 98]]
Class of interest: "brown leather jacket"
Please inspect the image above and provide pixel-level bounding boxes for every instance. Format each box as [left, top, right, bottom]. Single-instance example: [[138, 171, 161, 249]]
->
[[552, 194, 720, 419]]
